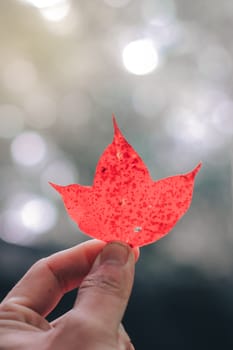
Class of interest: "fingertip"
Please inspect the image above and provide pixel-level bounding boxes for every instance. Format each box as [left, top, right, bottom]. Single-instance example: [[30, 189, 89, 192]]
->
[[105, 241, 140, 263]]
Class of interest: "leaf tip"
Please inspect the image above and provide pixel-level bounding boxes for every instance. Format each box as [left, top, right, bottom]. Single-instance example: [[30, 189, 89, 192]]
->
[[49, 181, 64, 194], [112, 114, 121, 136], [187, 162, 202, 179], [193, 162, 202, 176]]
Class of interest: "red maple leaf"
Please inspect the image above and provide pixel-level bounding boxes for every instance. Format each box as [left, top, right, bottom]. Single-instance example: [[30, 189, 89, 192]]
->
[[50, 116, 201, 247]]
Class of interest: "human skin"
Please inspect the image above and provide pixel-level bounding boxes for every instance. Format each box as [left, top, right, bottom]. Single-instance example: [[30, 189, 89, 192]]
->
[[0, 240, 139, 350]]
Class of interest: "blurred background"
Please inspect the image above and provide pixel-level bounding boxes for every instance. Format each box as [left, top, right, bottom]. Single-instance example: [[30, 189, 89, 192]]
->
[[0, 0, 233, 348]]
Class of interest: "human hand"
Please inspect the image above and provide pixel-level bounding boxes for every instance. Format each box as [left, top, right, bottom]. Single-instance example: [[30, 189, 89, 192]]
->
[[0, 240, 139, 350]]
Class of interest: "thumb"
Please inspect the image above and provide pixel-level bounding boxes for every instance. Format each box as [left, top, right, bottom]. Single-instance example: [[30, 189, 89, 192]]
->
[[73, 242, 136, 332]]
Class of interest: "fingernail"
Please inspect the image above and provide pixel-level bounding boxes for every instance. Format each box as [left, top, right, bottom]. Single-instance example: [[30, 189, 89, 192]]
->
[[99, 242, 131, 266]]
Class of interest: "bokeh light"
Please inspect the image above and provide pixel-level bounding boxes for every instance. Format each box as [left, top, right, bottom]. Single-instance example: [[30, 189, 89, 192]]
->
[[0, 210, 30, 245], [21, 0, 71, 22], [11, 132, 47, 167], [39, 1, 70, 22], [0, 193, 57, 244], [21, 197, 57, 233], [22, 0, 67, 9], [122, 39, 159, 75]]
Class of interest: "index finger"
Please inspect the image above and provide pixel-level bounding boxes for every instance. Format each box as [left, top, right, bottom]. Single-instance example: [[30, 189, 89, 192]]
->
[[2, 240, 106, 317]]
